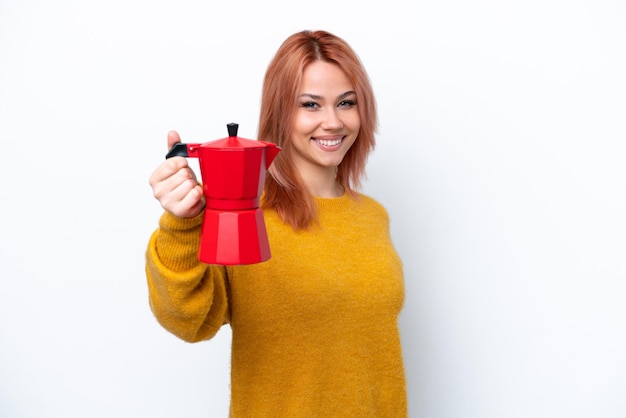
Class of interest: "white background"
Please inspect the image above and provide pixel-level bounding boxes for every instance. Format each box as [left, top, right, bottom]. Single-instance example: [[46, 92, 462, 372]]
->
[[1, 0, 625, 417]]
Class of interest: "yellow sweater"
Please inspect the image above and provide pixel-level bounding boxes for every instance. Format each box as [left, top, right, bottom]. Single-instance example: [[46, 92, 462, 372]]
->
[[146, 193, 407, 417]]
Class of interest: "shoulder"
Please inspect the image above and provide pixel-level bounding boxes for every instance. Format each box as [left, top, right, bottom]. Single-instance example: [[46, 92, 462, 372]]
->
[[354, 191, 387, 210], [353, 192, 390, 220]]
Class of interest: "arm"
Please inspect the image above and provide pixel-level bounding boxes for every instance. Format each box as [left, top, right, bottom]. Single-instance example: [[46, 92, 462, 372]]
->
[[145, 130, 228, 342], [145, 210, 230, 342]]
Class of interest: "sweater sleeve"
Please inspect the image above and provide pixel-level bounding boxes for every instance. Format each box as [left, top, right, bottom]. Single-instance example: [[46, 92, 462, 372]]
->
[[145, 211, 230, 342]]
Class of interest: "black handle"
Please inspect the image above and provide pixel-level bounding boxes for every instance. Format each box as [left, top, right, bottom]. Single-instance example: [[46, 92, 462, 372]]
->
[[165, 143, 189, 159]]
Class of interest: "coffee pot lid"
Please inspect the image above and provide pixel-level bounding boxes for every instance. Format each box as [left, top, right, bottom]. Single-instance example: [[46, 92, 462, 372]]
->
[[202, 123, 274, 149]]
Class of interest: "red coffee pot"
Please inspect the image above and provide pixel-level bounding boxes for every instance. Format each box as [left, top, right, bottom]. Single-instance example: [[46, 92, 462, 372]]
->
[[165, 123, 280, 265]]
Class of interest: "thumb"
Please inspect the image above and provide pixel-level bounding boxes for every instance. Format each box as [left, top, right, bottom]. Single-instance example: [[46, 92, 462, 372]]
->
[[167, 130, 181, 150]]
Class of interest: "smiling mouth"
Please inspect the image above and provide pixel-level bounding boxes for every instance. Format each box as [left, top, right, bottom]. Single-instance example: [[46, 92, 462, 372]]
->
[[313, 137, 343, 147]]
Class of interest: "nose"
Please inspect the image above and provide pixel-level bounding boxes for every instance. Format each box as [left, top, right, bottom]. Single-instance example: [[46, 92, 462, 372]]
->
[[321, 108, 344, 130]]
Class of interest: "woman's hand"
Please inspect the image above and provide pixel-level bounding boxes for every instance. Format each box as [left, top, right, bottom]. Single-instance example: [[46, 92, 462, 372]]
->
[[149, 130, 205, 218]]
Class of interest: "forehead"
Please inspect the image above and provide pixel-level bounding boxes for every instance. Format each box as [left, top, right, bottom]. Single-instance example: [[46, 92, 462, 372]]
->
[[299, 61, 353, 94]]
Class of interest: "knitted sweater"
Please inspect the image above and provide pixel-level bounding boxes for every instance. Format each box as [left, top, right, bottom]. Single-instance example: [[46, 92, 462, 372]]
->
[[145, 193, 407, 417]]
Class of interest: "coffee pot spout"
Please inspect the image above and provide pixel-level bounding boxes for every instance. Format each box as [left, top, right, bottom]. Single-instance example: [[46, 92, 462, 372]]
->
[[265, 145, 280, 169]]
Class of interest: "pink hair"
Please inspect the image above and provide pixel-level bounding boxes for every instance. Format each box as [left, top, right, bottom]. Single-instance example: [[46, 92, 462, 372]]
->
[[259, 30, 377, 229]]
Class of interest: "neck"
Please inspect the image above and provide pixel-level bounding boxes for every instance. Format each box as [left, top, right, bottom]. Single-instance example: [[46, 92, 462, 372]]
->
[[301, 167, 344, 198]]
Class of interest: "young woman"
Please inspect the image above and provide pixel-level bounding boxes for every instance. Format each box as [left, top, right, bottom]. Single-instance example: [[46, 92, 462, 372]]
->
[[146, 30, 407, 416]]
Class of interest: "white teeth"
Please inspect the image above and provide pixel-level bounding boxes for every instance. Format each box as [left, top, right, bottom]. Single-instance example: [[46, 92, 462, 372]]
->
[[317, 138, 342, 146]]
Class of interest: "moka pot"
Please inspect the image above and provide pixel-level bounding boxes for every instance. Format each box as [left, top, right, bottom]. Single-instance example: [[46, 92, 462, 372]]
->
[[165, 123, 280, 265]]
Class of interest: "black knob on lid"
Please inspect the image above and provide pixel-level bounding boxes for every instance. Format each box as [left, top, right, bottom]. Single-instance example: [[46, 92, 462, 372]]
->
[[227, 123, 238, 137]]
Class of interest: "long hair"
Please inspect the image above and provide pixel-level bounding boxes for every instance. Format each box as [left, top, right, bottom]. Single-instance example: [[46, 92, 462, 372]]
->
[[259, 30, 377, 229]]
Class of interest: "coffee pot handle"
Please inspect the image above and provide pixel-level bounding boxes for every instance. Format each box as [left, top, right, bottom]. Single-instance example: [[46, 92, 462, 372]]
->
[[165, 143, 189, 159]]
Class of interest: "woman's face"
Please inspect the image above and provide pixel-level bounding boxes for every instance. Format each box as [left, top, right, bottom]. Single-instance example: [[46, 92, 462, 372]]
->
[[290, 60, 361, 176]]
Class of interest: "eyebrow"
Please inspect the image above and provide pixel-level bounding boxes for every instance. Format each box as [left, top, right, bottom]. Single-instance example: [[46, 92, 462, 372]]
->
[[299, 90, 357, 100]]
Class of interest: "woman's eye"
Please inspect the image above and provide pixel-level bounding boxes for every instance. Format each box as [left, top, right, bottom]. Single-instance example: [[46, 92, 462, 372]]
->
[[339, 100, 356, 108], [300, 101, 319, 109]]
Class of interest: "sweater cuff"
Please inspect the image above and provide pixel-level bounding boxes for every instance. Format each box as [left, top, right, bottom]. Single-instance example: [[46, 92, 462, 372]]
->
[[153, 211, 204, 272], [159, 210, 204, 232]]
